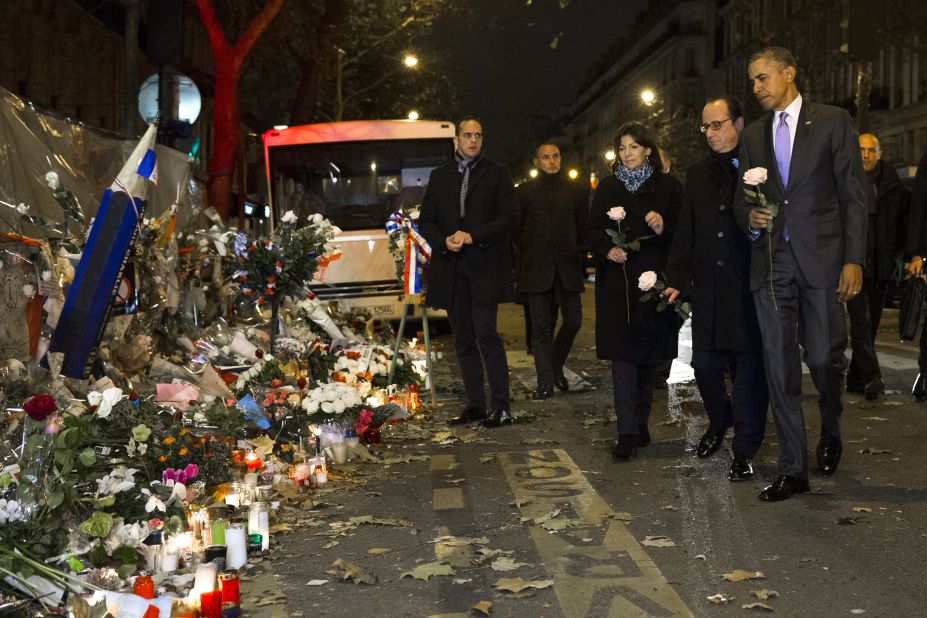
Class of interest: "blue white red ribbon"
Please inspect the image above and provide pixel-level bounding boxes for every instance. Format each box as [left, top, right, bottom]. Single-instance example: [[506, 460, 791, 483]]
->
[[385, 211, 431, 296]]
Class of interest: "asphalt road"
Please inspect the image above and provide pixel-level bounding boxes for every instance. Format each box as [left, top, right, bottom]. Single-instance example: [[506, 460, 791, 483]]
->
[[254, 287, 927, 618]]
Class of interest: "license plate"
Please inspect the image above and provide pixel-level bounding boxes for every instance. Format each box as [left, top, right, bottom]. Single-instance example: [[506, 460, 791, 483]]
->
[[371, 305, 394, 315]]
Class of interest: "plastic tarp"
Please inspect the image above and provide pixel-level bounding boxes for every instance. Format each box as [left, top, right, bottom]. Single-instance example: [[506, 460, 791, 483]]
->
[[0, 86, 199, 238]]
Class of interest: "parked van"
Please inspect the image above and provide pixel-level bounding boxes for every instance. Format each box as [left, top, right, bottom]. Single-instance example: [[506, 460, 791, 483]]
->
[[263, 120, 455, 318]]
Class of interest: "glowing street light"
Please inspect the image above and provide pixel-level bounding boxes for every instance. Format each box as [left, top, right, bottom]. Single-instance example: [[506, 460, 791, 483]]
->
[[529, 168, 539, 178], [641, 89, 656, 106], [568, 169, 579, 180], [407, 110, 419, 120], [604, 149, 616, 162], [404, 55, 419, 68]]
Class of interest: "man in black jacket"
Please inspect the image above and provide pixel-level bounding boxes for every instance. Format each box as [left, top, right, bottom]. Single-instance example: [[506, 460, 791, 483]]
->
[[419, 116, 517, 428], [665, 96, 769, 481], [515, 143, 589, 399], [904, 147, 927, 400], [846, 133, 910, 400]]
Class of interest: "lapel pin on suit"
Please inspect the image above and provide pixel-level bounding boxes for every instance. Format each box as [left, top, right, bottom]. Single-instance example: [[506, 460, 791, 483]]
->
[[804, 120, 812, 125]]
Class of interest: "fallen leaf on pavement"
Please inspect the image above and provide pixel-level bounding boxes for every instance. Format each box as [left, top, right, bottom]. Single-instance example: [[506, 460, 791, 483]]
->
[[852, 507, 872, 513], [695, 554, 707, 560], [656, 419, 683, 427], [472, 600, 493, 615], [722, 570, 765, 582], [323, 541, 340, 549], [661, 505, 678, 511], [609, 512, 633, 521], [327, 559, 376, 585], [458, 432, 480, 443], [526, 507, 561, 525], [480, 454, 497, 464], [475, 548, 510, 565], [707, 593, 735, 604], [882, 401, 903, 406], [541, 517, 581, 531], [305, 579, 328, 586], [348, 515, 413, 527], [642, 536, 676, 547], [432, 431, 454, 443], [400, 561, 456, 581], [742, 602, 775, 611], [522, 438, 558, 445], [751, 590, 779, 600], [367, 547, 391, 555], [509, 498, 532, 508], [861, 416, 888, 421], [490, 556, 530, 571], [445, 478, 467, 484], [859, 447, 891, 455], [493, 577, 554, 593]]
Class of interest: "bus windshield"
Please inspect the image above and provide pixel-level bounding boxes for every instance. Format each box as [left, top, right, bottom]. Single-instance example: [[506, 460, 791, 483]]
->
[[267, 138, 453, 231]]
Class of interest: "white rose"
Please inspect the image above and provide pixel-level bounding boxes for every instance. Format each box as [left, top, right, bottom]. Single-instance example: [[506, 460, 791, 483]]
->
[[332, 400, 345, 414], [16, 202, 30, 215], [324, 390, 338, 402], [638, 271, 659, 292], [321, 401, 334, 414], [45, 171, 60, 190], [22, 284, 35, 298], [311, 213, 324, 224], [281, 210, 298, 224], [606, 206, 626, 221], [742, 167, 768, 186]]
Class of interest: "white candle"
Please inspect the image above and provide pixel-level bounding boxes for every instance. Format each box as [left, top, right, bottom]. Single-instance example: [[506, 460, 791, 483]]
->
[[225, 524, 247, 570], [191, 562, 218, 597], [161, 551, 179, 573], [224, 492, 241, 508]]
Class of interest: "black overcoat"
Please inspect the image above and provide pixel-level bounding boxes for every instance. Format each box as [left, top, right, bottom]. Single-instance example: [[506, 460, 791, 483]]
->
[[665, 156, 762, 352], [584, 172, 683, 363], [419, 158, 517, 309], [514, 174, 589, 295], [868, 161, 910, 282]]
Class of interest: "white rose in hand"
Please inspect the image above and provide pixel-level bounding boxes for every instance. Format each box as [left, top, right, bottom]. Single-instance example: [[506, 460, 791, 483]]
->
[[638, 271, 659, 292], [743, 167, 768, 186], [607, 206, 626, 221], [281, 210, 298, 224]]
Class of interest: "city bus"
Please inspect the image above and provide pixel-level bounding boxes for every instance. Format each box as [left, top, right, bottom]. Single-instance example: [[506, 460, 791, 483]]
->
[[263, 120, 456, 319]]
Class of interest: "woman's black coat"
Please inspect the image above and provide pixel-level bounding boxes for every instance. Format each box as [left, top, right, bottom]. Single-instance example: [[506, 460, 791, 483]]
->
[[584, 171, 683, 363]]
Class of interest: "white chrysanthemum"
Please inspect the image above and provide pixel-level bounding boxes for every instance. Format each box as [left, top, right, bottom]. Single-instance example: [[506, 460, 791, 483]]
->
[[332, 400, 345, 414], [0, 498, 26, 524], [321, 401, 334, 414]]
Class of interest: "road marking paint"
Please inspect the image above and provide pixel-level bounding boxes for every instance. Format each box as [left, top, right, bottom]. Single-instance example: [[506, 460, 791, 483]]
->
[[434, 526, 474, 568], [433, 487, 465, 510], [498, 449, 692, 617], [431, 454, 458, 471]]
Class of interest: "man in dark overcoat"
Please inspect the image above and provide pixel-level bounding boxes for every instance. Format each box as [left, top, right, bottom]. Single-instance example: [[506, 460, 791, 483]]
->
[[665, 96, 769, 482], [734, 47, 867, 501], [845, 133, 910, 400], [419, 116, 517, 428], [515, 143, 588, 399]]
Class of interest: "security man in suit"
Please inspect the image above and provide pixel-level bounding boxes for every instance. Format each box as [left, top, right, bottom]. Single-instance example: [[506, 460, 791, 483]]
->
[[419, 116, 517, 428], [734, 47, 867, 501]]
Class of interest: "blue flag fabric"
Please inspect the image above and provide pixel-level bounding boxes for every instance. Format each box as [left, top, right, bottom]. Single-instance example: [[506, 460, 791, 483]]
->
[[47, 123, 158, 378]]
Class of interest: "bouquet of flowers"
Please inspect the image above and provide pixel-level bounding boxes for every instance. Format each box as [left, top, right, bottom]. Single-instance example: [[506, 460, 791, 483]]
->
[[637, 271, 691, 321], [300, 382, 364, 423]]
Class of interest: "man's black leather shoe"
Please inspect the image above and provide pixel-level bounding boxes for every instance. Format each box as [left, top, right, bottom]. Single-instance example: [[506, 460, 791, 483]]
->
[[696, 427, 727, 458], [913, 374, 927, 402], [482, 409, 512, 428], [864, 377, 884, 401], [758, 475, 810, 501], [611, 435, 638, 461], [532, 385, 554, 400], [554, 372, 570, 392], [816, 434, 842, 475], [729, 456, 754, 481], [448, 406, 487, 426]]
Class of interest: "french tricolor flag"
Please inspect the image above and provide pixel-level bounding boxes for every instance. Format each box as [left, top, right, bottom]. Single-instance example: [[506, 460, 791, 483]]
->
[[48, 122, 159, 378]]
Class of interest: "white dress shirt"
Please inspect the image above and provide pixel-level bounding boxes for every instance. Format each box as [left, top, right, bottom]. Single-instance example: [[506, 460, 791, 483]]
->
[[772, 94, 803, 158]]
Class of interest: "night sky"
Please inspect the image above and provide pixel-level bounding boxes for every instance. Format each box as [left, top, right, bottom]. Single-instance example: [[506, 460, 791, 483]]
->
[[429, 0, 648, 165]]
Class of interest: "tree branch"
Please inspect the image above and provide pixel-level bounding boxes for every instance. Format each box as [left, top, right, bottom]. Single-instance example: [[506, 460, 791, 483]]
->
[[342, 15, 416, 68], [231, 0, 287, 63], [193, 0, 230, 57]]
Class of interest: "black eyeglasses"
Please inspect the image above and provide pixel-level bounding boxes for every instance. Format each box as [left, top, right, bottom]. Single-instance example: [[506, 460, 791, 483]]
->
[[699, 118, 733, 133]]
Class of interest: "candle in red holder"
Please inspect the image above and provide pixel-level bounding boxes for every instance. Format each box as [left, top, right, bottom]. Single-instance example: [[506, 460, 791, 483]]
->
[[219, 569, 241, 615], [142, 605, 159, 618], [133, 574, 154, 599], [244, 451, 262, 471], [200, 590, 222, 618]]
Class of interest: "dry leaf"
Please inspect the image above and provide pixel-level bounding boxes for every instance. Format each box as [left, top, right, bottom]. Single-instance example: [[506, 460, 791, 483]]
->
[[642, 535, 676, 547], [722, 570, 766, 582], [249, 434, 276, 455], [861, 416, 888, 421], [323, 541, 340, 549], [348, 515, 413, 527], [367, 547, 391, 555], [493, 577, 554, 593], [882, 401, 903, 406], [490, 556, 529, 572], [509, 498, 533, 508], [707, 593, 735, 604], [432, 431, 454, 442], [472, 600, 493, 615], [657, 418, 683, 427], [327, 558, 376, 585], [401, 561, 456, 581], [479, 454, 497, 464], [541, 517, 581, 531], [610, 512, 632, 521], [859, 447, 891, 455], [305, 579, 328, 586], [522, 437, 558, 445], [742, 602, 775, 611], [751, 590, 780, 600], [661, 505, 678, 511], [852, 507, 872, 513]]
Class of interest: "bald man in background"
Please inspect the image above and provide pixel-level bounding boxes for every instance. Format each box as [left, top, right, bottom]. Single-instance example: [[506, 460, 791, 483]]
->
[[846, 133, 910, 401]]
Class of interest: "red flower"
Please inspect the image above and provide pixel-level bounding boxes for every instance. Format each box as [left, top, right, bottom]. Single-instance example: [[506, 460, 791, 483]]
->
[[270, 379, 283, 388], [255, 348, 265, 359], [297, 378, 307, 389], [23, 394, 57, 421], [129, 391, 140, 401]]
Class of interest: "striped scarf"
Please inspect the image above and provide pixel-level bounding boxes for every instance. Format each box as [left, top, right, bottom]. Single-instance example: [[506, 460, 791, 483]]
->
[[455, 151, 482, 217]]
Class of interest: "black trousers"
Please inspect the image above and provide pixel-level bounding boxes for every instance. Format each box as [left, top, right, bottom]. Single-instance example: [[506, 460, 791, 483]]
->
[[691, 349, 769, 458], [448, 263, 510, 410], [522, 302, 558, 352], [527, 277, 582, 388], [846, 278, 887, 386], [754, 241, 846, 478], [610, 361, 656, 436]]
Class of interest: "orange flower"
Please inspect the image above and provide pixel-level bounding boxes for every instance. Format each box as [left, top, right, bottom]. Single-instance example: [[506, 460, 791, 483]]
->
[[179, 448, 189, 456], [159, 455, 167, 462], [163, 437, 176, 445], [179, 428, 190, 436]]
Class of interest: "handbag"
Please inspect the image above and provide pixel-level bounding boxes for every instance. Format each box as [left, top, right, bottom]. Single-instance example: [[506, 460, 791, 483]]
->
[[898, 276, 926, 341]]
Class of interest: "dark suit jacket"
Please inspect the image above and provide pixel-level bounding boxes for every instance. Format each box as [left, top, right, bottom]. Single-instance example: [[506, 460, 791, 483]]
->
[[666, 155, 761, 352], [867, 161, 910, 281], [514, 174, 589, 295], [419, 157, 517, 309], [904, 148, 927, 257], [733, 100, 868, 289]]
